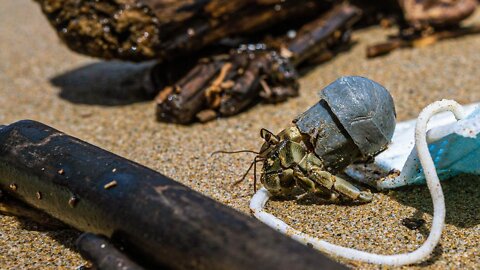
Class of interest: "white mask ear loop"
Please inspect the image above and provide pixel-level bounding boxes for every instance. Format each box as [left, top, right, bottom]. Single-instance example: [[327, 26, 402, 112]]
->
[[250, 99, 465, 266]]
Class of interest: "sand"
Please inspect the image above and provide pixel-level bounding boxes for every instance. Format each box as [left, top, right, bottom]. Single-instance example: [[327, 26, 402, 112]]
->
[[0, 1, 479, 269]]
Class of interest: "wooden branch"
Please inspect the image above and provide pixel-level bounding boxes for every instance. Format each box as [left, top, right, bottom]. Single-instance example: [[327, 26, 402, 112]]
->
[[285, 4, 362, 66], [0, 120, 346, 269], [155, 4, 361, 124], [155, 46, 300, 123]]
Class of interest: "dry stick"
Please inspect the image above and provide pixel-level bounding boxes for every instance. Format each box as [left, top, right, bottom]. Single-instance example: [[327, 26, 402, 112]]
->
[[286, 4, 362, 66], [155, 4, 362, 124], [0, 120, 346, 270], [218, 4, 361, 115], [367, 25, 480, 58], [155, 59, 224, 123]]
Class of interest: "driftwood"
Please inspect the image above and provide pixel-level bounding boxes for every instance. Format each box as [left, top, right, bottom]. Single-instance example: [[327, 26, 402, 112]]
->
[[33, 0, 478, 123], [34, 0, 332, 61], [0, 120, 346, 269], [155, 4, 362, 123]]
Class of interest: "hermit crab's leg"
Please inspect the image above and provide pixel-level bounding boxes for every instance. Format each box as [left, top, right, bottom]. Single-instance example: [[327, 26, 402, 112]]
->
[[294, 168, 372, 203], [316, 169, 372, 203], [261, 169, 297, 198], [294, 154, 372, 203]]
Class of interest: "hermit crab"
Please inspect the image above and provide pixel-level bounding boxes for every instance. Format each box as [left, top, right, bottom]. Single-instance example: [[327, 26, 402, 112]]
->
[[254, 76, 396, 203]]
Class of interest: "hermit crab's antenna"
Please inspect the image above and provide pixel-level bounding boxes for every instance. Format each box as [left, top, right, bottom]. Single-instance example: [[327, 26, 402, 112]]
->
[[212, 130, 276, 188], [211, 149, 259, 155], [211, 148, 264, 188]]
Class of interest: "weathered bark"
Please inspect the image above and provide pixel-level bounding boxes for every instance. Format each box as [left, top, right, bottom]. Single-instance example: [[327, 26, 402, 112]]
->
[[155, 47, 299, 123], [155, 4, 361, 124], [0, 120, 346, 270], [34, 0, 331, 62], [285, 4, 362, 65]]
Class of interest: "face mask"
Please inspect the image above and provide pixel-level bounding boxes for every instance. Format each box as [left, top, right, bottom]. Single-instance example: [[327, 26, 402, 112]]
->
[[346, 102, 480, 188], [250, 100, 479, 266]]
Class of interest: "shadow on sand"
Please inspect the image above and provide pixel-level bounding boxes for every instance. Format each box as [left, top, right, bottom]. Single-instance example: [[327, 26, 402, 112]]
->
[[51, 61, 157, 106], [389, 174, 479, 229], [16, 217, 81, 250]]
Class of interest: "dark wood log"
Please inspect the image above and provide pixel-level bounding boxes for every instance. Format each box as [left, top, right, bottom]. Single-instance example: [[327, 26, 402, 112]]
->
[[0, 120, 346, 270], [34, 0, 331, 62]]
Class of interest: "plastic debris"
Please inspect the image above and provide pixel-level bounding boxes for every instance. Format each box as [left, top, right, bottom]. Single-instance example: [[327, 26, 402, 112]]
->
[[250, 99, 476, 266], [347, 101, 479, 188]]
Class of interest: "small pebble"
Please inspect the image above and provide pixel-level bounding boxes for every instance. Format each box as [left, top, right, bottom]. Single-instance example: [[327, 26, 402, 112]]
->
[[401, 218, 426, 230]]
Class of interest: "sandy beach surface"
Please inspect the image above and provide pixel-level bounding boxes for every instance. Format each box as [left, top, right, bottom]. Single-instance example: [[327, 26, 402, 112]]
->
[[0, 1, 479, 269]]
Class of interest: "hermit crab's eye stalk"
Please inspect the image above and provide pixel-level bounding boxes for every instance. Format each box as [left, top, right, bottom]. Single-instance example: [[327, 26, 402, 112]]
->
[[260, 128, 279, 145]]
